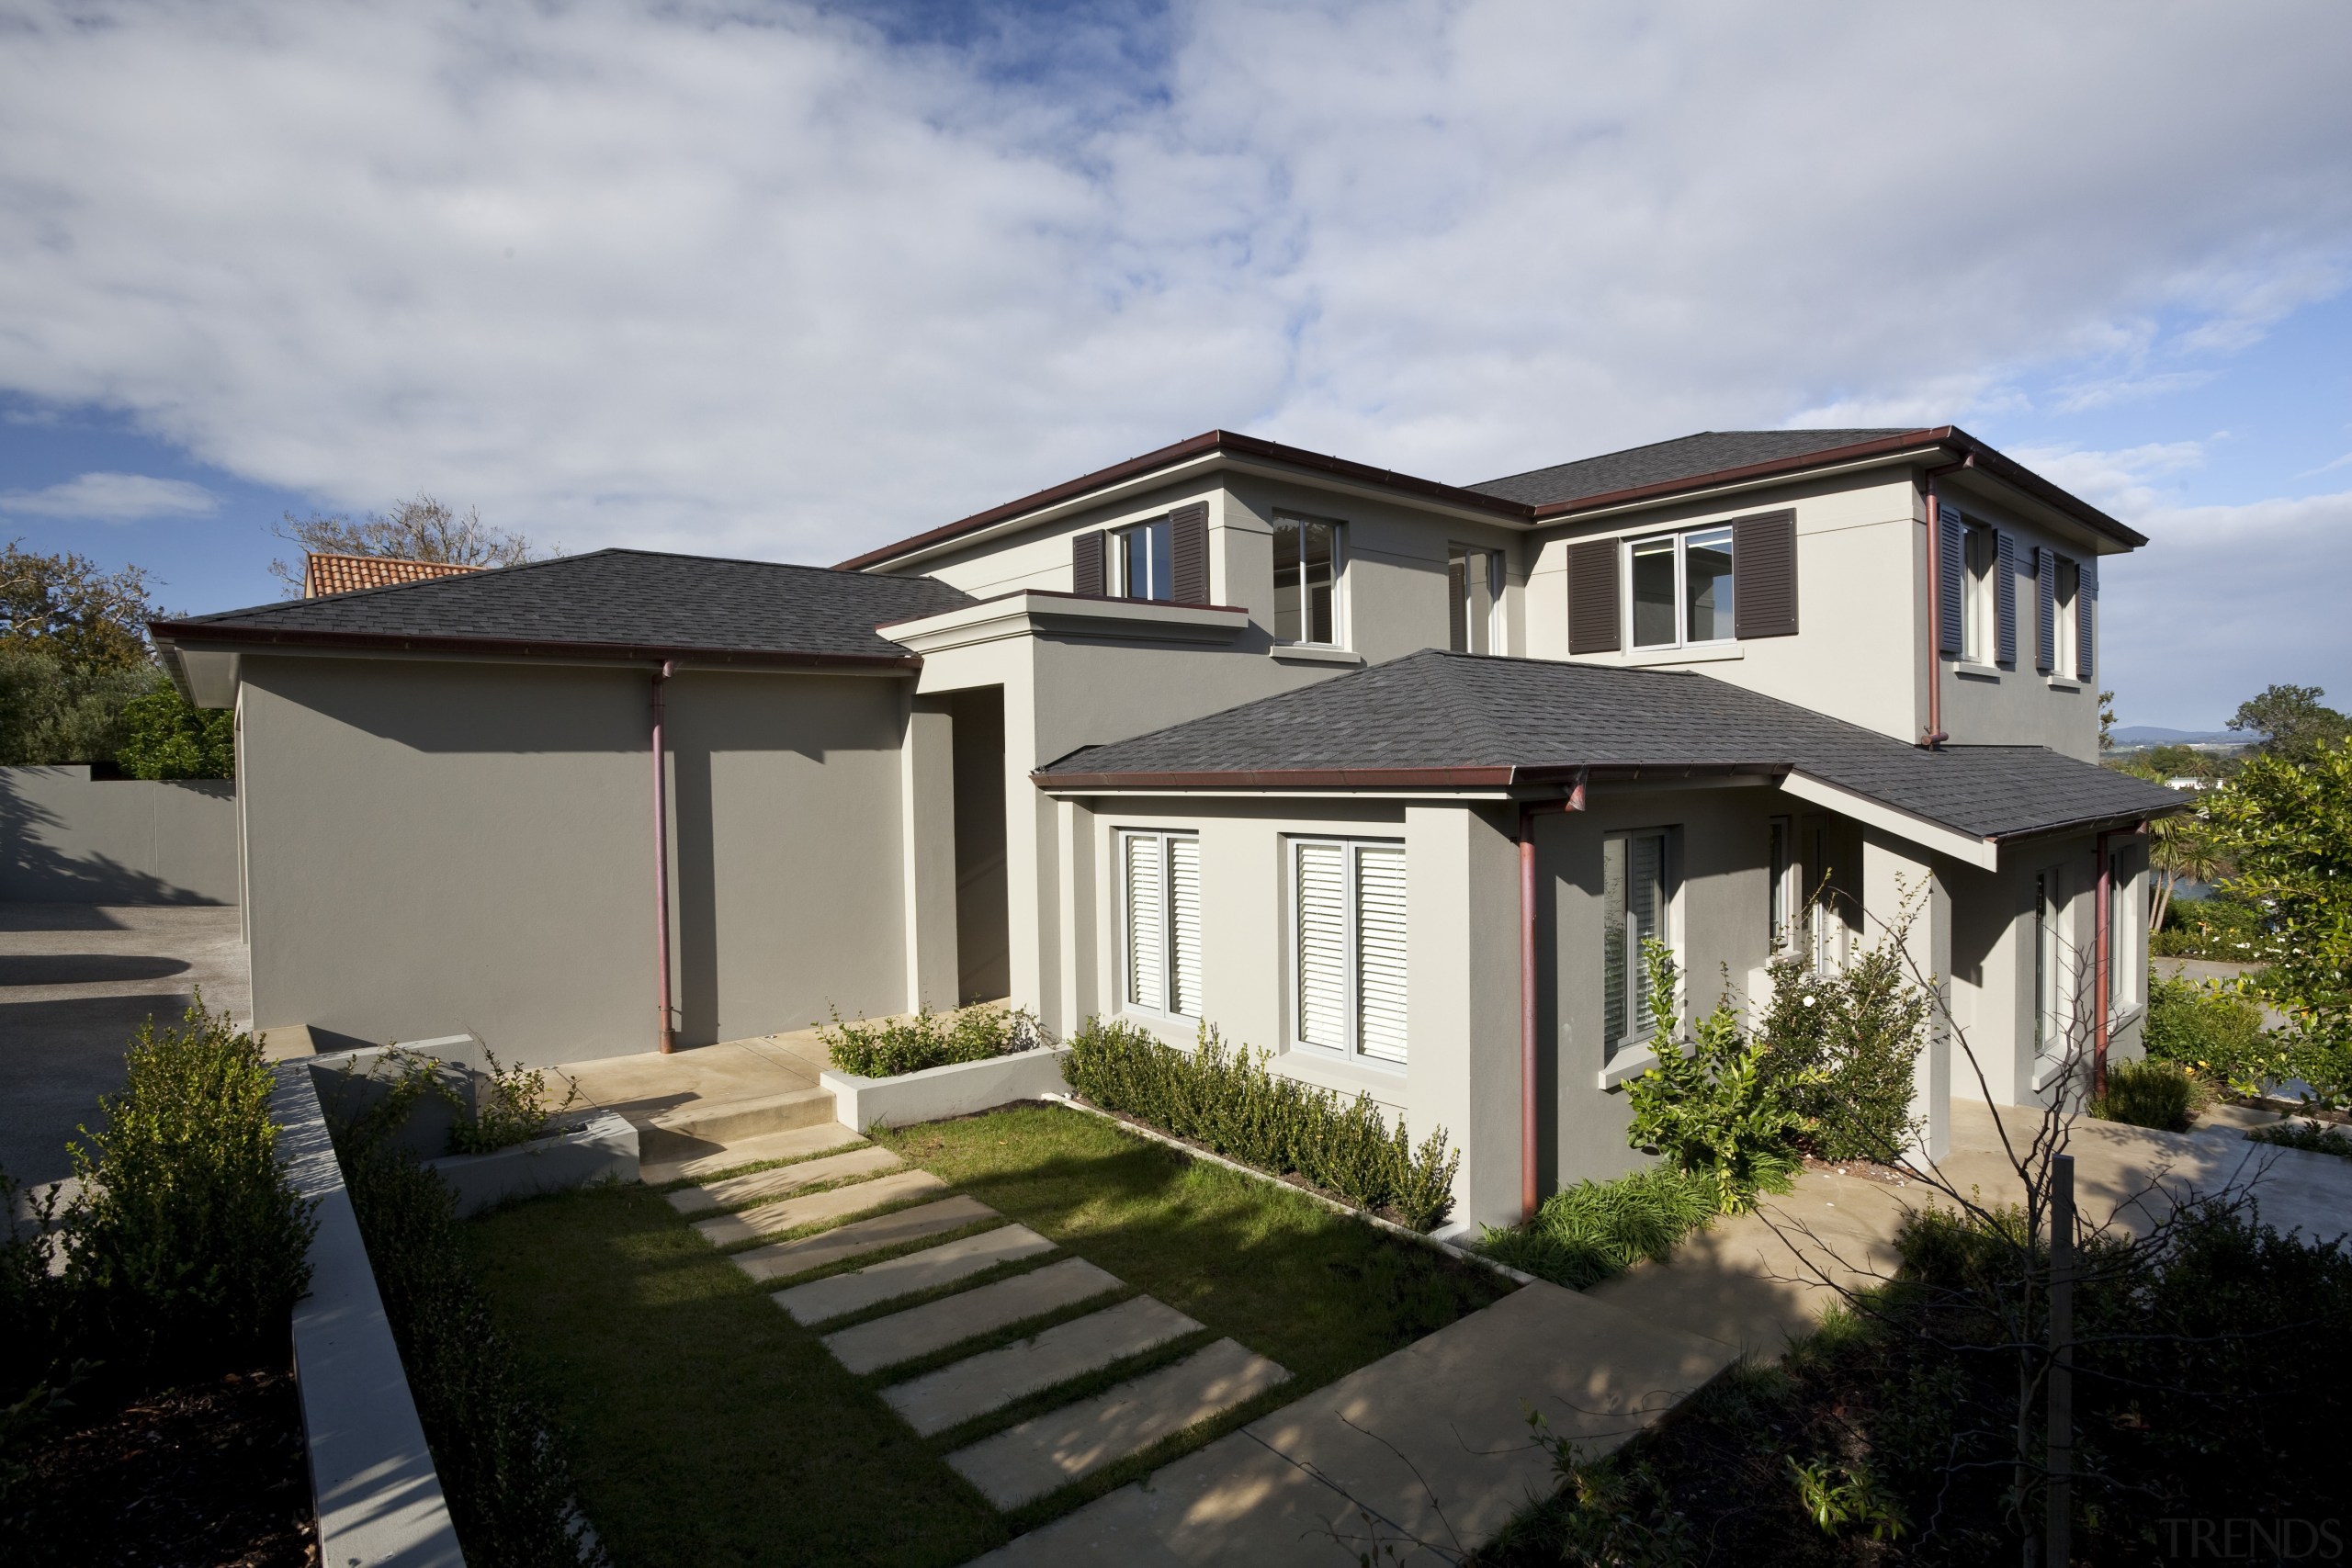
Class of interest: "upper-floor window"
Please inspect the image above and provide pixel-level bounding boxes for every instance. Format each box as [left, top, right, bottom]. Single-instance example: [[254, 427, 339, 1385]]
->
[[1115, 517, 1174, 603], [1273, 516, 1342, 645], [1449, 546, 1499, 654], [1960, 524, 1996, 663], [2052, 556, 2081, 679], [1122, 829, 1200, 1019], [1629, 527, 1734, 649], [1602, 828, 1670, 1055], [1291, 837, 1407, 1065]]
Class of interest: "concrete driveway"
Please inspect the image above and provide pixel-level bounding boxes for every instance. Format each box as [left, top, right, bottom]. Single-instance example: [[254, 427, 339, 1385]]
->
[[0, 903, 249, 1186]]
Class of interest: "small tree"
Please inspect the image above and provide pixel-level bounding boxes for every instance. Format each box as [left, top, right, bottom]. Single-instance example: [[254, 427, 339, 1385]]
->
[[2228, 682, 2352, 763], [112, 678, 233, 780], [1623, 942, 1810, 1213], [269, 495, 539, 594]]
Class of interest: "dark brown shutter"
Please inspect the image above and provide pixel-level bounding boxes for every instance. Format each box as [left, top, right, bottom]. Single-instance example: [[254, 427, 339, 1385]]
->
[[1731, 509, 1798, 639], [1072, 530, 1106, 597], [1567, 538, 1622, 654], [1170, 503, 1209, 604]]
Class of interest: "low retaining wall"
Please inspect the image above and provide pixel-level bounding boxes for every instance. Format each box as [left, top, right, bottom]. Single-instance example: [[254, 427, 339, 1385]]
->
[[821, 1044, 1072, 1130], [424, 1109, 638, 1217], [0, 764, 238, 904], [272, 1062, 466, 1568]]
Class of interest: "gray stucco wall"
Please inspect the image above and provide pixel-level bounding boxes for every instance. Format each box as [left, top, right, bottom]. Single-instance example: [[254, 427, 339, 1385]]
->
[[240, 655, 910, 1065], [0, 765, 239, 904]]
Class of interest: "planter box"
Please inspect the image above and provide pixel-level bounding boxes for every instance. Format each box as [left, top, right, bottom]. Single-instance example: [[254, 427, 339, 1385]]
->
[[423, 1109, 639, 1218], [821, 1044, 1071, 1131]]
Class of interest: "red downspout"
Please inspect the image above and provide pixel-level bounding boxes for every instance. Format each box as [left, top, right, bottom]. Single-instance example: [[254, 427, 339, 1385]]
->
[[2092, 829, 2112, 1100], [652, 660, 677, 1054], [1519, 772, 1589, 1224], [1919, 454, 1975, 749]]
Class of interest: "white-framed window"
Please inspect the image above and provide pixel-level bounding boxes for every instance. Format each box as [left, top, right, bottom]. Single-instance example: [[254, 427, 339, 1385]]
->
[[1629, 526, 1735, 649], [1120, 830, 1201, 1018], [2108, 848, 2132, 1011], [1273, 515, 1343, 646], [1768, 816, 1796, 952], [1602, 829, 1671, 1055], [2035, 867, 2067, 1055], [1448, 545, 1499, 654], [1114, 517, 1175, 603], [1961, 524, 1996, 663], [2052, 556, 2080, 679], [1290, 837, 1407, 1065]]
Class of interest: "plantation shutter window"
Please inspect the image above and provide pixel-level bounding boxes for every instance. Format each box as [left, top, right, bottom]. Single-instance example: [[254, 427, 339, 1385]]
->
[[1601, 829, 1670, 1055], [1936, 504, 1965, 658], [1120, 830, 1200, 1019], [1291, 838, 1408, 1065]]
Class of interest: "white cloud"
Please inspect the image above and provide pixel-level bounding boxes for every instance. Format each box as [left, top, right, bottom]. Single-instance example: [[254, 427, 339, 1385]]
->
[[0, 471, 219, 521], [2007, 441, 2208, 516]]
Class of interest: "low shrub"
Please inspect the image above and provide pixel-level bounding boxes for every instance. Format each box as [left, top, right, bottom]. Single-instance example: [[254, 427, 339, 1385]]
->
[[821, 1003, 1043, 1078], [334, 1043, 583, 1156], [2143, 968, 2278, 1092], [2092, 1058, 2200, 1132], [449, 1050, 582, 1156], [2248, 1119, 2352, 1158], [334, 1130, 600, 1565], [1624, 942, 1805, 1213], [1479, 1165, 1718, 1289], [65, 1000, 316, 1386], [1061, 1019, 1462, 1230], [2152, 893, 2270, 962], [1756, 944, 1928, 1163]]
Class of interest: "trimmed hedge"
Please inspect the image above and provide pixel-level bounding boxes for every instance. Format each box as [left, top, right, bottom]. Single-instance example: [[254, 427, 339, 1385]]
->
[[2092, 1058, 2199, 1133], [821, 1004, 1042, 1078], [1061, 1019, 1460, 1231]]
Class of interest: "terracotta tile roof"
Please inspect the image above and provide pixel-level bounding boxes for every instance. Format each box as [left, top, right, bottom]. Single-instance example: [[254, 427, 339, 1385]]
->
[[303, 552, 483, 597]]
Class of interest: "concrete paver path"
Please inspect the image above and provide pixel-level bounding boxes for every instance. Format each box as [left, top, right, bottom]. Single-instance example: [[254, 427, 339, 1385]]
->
[[887, 1296, 1203, 1438], [640, 1122, 865, 1185], [825, 1258, 1122, 1375], [732, 1194, 998, 1282], [691, 1168, 946, 1247], [775, 1224, 1057, 1325], [666, 1145, 901, 1215]]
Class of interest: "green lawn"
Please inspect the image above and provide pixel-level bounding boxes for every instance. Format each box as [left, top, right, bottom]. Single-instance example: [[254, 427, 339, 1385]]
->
[[463, 1102, 1511, 1566]]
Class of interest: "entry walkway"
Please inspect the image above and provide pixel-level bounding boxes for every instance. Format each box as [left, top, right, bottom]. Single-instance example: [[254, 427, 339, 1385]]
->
[[975, 1098, 2352, 1566]]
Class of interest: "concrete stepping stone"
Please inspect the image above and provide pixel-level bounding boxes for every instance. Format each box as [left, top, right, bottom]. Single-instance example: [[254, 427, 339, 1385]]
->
[[946, 1337, 1291, 1509], [641, 1122, 865, 1185], [823, 1258, 1123, 1375], [693, 1168, 945, 1247], [884, 1296, 1202, 1438], [732, 1195, 999, 1283], [774, 1224, 1057, 1325], [667, 1145, 902, 1216]]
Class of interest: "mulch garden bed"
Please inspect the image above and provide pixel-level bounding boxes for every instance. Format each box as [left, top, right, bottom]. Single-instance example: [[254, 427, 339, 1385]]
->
[[10, 1363, 314, 1567]]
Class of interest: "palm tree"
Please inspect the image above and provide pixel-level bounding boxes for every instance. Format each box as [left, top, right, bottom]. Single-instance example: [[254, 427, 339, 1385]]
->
[[2149, 810, 2225, 938]]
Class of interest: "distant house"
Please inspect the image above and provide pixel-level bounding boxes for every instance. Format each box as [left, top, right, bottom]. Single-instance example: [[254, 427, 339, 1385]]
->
[[155, 425, 2181, 1228], [302, 551, 481, 597]]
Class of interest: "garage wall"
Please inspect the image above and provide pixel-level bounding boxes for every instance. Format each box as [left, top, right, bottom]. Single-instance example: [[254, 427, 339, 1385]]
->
[[0, 765, 239, 904], [239, 655, 910, 1066]]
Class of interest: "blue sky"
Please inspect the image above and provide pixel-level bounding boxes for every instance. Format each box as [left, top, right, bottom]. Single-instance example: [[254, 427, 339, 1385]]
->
[[2, 0, 2348, 730]]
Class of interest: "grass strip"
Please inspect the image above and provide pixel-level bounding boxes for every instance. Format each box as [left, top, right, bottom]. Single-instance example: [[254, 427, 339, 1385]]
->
[[462, 1182, 1004, 1568], [857, 1285, 1139, 1386], [804, 1249, 1069, 1335], [758, 1215, 1012, 1289], [999, 1372, 1306, 1532], [917, 1326, 1222, 1454]]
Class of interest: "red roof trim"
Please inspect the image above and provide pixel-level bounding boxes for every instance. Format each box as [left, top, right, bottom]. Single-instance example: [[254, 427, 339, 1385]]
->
[[147, 620, 922, 671]]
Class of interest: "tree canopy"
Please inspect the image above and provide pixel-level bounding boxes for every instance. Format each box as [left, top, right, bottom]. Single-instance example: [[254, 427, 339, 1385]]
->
[[268, 494, 538, 594], [2228, 682, 2351, 763]]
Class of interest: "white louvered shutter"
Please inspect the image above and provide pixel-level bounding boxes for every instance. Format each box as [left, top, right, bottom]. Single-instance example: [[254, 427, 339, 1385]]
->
[[1125, 834, 1164, 1011], [1355, 844, 1409, 1063], [1295, 843, 1348, 1050], [1168, 836, 1201, 1017]]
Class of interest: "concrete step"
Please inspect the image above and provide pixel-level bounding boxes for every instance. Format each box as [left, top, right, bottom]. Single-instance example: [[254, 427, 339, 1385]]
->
[[883, 1296, 1202, 1438], [823, 1258, 1122, 1376], [636, 1086, 838, 1164], [667, 1145, 903, 1216], [692, 1168, 947, 1248], [732, 1195, 1000, 1284], [641, 1122, 865, 1186], [774, 1224, 1058, 1326], [946, 1337, 1291, 1510]]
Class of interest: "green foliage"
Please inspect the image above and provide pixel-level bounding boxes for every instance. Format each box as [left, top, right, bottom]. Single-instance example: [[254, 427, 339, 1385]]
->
[[2143, 968, 2278, 1091], [1623, 942, 1806, 1213], [1755, 944, 1928, 1162], [65, 1000, 316, 1384], [334, 1132, 600, 1564], [0, 541, 153, 673], [2229, 681, 2352, 763], [1061, 1018, 1462, 1230], [0, 649, 157, 766], [337, 1043, 582, 1156], [2247, 1119, 2352, 1158], [1787, 1455, 1906, 1541], [112, 678, 233, 779], [2149, 891, 2267, 960], [820, 1002, 1041, 1078], [1478, 1165, 1718, 1289], [2091, 1058, 2199, 1132]]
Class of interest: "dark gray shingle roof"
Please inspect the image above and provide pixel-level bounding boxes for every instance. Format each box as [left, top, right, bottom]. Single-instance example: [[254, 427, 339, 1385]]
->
[[1468, 429, 1915, 508], [156, 548, 974, 664], [1038, 649, 2181, 842]]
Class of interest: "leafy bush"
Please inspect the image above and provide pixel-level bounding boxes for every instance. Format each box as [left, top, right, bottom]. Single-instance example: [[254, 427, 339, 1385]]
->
[[65, 1000, 316, 1384], [821, 1003, 1042, 1078], [112, 678, 235, 779], [2248, 1119, 2352, 1158], [1479, 1165, 1718, 1289], [1755, 945, 1928, 1162], [1062, 1018, 1462, 1230], [1624, 942, 1805, 1213], [2091, 1058, 2199, 1132], [334, 1043, 582, 1156], [335, 1134, 600, 1565], [2143, 968, 2278, 1092], [2150, 893, 2269, 961]]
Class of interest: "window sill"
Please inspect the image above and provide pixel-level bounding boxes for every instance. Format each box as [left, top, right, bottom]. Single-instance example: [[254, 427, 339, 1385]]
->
[[1952, 661, 2003, 682], [2030, 1053, 2078, 1092], [1621, 643, 1743, 668], [2046, 677, 2083, 693], [1269, 644, 1363, 666], [1275, 1044, 1408, 1092], [1598, 1037, 1695, 1090]]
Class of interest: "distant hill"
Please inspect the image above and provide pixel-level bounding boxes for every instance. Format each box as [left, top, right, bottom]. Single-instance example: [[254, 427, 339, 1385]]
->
[[2110, 725, 2250, 748]]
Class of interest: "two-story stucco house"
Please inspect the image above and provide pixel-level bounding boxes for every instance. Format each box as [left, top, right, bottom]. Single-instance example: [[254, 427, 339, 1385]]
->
[[153, 424, 2180, 1229]]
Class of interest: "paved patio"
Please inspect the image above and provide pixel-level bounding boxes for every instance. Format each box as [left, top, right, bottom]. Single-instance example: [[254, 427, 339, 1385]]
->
[[0, 902, 249, 1186]]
